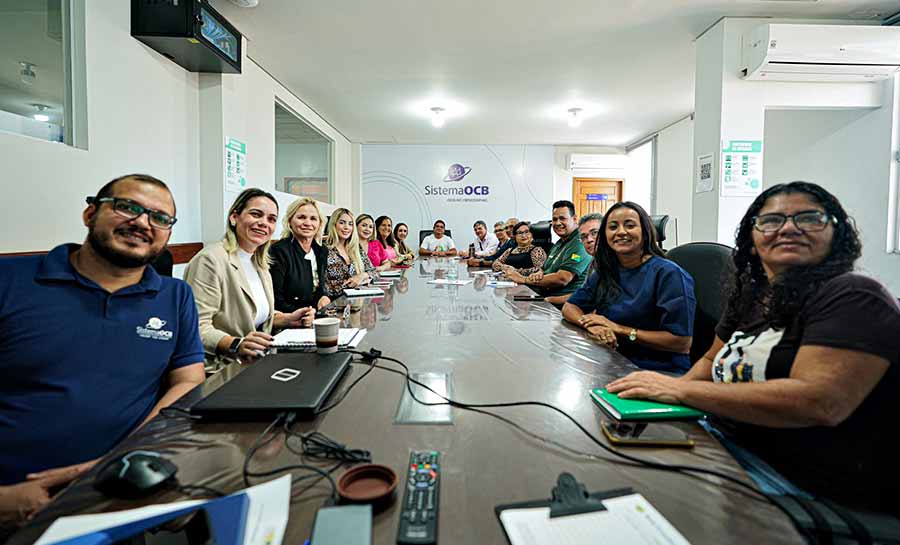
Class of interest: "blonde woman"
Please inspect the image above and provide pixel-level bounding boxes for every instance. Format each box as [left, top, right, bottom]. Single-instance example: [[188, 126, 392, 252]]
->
[[184, 189, 314, 368], [270, 197, 331, 312], [323, 208, 371, 297], [354, 213, 380, 274]]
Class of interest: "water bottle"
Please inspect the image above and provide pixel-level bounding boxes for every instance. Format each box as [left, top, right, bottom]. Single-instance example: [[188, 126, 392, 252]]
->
[[446, 261, 458, 282], [468, 243, 475, 258]]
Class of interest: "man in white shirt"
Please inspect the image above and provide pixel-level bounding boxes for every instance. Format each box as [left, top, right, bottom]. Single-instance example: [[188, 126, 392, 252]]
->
[[419, 219, 457, 257], [467, 220, 499, 259]]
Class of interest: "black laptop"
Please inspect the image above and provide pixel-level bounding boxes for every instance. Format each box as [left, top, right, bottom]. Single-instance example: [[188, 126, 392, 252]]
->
[[191, 352, 352, 420]]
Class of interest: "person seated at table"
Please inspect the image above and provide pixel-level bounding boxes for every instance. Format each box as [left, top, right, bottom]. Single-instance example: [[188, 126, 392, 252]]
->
[[419, 219, 457, 257], [470, 218, 518, 267], [546, 212, 603, 305], [323, 208, 371, 297], [607, 182, 900, 514], [562, 202, 695, 373], [184, 189, 314, 370], [269, 197, 330, 313], [506, 202, 591, 297], [392, 222, 416, 265], [493, 221, 547, 276], [368, 215, 407, 270], [468, 220, 499, 259], [0, 174, 205, 523], [354, 214, 380, 275]]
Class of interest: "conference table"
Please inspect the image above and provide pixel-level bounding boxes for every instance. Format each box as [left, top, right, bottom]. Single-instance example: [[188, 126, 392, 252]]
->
[[10, 258, 804, 545]]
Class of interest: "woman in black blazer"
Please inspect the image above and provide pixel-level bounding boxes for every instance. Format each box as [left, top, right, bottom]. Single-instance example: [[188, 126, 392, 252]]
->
[[269, 197, 331, 313]]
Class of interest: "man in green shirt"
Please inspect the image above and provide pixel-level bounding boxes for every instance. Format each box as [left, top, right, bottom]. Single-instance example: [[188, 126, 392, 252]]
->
[[506, 200, 592, 297]]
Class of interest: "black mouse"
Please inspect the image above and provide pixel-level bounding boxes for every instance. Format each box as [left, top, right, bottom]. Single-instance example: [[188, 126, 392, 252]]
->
[[94, 450, 178, 499]]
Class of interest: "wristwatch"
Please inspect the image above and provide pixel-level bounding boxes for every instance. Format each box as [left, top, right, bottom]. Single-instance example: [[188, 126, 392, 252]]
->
[[228, 337, 244, 355], [628, 328, 638, 342]]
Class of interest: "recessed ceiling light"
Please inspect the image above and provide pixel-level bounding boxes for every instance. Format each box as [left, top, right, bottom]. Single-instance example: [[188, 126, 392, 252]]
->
[[567, 108, 583, 128], [31, 103, 50, 122]]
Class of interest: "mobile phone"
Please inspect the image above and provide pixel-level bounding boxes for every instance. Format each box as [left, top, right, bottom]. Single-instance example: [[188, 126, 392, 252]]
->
[[601, 421, 694, 448], [513, 294, 543, 301]]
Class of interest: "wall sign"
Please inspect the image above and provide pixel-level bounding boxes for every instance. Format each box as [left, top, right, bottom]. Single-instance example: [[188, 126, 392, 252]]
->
[[225, 137, 247, 192], [586, 194, 608, 201], [721, 140, 762, 197], [695, 153, 714, 194]]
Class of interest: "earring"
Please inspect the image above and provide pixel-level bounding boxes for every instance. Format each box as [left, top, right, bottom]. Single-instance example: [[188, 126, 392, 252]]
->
[[230, 221, 236, 227]]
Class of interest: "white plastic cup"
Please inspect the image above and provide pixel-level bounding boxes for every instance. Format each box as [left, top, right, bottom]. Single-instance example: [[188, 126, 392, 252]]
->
[[313, 317, 340, 354]]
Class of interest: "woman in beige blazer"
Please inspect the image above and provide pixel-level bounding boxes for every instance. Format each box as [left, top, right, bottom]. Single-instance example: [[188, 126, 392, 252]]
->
[[184, 188, 314, 369]]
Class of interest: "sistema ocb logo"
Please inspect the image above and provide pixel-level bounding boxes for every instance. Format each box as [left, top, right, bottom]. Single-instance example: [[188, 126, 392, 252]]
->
[[425, 163, 489, 199]]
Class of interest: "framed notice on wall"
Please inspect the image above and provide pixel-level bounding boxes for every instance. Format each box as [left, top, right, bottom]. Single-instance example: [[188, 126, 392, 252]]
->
[[224, 137, 247, 192], [721, 140, 762, 197], [695, 153, 714, 193]]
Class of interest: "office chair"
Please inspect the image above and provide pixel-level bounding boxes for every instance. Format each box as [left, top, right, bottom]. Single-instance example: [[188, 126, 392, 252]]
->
[[419, 229, 452, 245], [650, 215, 670, 248], [150, 248, 174, 277], [529, 220, 553, 253], [667, 242, 734, 364]]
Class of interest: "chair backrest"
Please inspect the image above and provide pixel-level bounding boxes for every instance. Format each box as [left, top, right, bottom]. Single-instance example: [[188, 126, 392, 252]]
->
[[150, 247, 174, 277], [419, 229, 452, 245], [529, 220, 553, 253], [666, 242, 734, 364], [650, 215, 670, 248]]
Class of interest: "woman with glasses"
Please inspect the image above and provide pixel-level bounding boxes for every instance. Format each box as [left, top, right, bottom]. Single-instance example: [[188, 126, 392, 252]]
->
[[367, 215, 407, 270], [392, 222, 415, 265], [323, 208, 371, 298], [562, 201, 695, 373], [184, 189, 315, 369], [269, 197, 331, 314], [492, 221, 547, 275], [607, 182, 900, 514]]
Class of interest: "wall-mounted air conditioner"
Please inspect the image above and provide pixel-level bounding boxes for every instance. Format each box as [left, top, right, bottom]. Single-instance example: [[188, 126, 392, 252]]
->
[[741, 24, 900, 83], [567, 153, 628, 171]]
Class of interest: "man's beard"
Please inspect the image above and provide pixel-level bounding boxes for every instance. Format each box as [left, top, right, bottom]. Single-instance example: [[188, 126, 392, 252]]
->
[[87, 226, 161, 269]]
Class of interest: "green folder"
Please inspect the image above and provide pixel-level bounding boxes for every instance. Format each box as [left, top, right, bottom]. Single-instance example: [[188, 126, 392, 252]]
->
[[589, 388, 705, 421]]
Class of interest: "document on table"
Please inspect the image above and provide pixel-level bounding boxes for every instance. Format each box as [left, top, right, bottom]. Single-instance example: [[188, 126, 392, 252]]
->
[[379, 270, 403, 277], [498, 494, 691, 545], [343, 287, 385, 296], [272, 328, 365, 348], [488, 280, 517, 288], [427, 278, 474, 286]]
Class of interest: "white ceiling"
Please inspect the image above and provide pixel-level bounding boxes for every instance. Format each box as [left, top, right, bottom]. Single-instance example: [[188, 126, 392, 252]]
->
[[219, 1, 895, 146]]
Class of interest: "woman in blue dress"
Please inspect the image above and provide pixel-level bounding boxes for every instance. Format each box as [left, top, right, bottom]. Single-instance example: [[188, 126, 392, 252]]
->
[[562, 201, 696, 373]]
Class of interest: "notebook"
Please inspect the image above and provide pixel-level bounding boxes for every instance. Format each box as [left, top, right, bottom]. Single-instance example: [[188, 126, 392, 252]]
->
[[589, 389, 704, 421], [343, 287, 384, 297], [272, 328, 366, 349], [379, 270, 403, 277]]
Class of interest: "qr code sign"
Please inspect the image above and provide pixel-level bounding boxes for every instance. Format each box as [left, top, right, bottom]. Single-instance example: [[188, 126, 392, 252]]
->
[[700, 161, 712, 180]]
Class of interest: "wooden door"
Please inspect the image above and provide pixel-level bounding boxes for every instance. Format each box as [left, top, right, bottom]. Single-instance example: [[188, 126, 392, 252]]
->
[[573, 178, 623, 218]]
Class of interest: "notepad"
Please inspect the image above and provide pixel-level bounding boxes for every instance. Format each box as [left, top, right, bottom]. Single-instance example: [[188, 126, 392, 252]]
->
[[379, 270, 403, 277], [272, 328, 366, 348], [488, 281, 517, 287], [499, 493, 690, 545], [343, 287, 385, 297], [427, 279, 474, 286], [589, 389, 705, 421]]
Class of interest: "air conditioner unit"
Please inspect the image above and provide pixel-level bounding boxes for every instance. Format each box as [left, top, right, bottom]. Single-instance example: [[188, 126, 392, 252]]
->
[[567, 153, 628, 171], [741, 24, 900, 83]]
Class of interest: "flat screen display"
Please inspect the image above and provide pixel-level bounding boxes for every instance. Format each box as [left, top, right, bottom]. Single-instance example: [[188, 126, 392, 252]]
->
[[200, 7, 238, 62]]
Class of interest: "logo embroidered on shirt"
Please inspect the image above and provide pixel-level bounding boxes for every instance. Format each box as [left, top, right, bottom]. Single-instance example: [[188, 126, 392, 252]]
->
[[570, 253, 582, 262], [137, 316, 174, 341]]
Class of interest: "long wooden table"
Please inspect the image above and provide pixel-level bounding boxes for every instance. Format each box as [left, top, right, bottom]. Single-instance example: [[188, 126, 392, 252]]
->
[[10, 259, 804, 545]]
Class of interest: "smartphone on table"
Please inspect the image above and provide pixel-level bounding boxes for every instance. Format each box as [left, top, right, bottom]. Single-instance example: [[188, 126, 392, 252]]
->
[[601, 421, 694, 448]]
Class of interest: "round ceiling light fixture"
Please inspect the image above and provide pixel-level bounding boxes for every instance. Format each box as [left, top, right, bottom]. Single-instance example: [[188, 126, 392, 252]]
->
[[19, 62, 36, 86], [567, 107, 583, 128], [228, 0, 259, 7], [31, 104, 50, 122], [430, 107, 446, 128]]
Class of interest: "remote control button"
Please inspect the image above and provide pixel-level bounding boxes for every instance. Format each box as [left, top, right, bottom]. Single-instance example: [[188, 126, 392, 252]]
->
[[415, 473, 429, 482], [408, 510, 417, 523], [416, 481, 428, 488]]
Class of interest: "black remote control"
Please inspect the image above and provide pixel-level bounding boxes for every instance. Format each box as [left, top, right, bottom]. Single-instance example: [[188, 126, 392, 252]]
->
[[397, 450, 440, 544]]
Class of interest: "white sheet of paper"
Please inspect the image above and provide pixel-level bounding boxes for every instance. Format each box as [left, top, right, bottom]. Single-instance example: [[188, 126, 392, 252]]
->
[[343, 287, 385, 297], [273, 328, 364, 347], [499, 494, 691, 545], [379, 270, 403, 277], [488, 281, 517, 287], [34, 476, 292, 545], [427, 279, 474, 286]]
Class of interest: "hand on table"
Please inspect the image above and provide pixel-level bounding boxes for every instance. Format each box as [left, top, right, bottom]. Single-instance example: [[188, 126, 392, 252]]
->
[[316, 296, 332, 310], [505, 270, 526, 284], [579, 313, 622, 334], [586, 324, 618, 349], [606, 371, 686, 405], [466, 258, 482, 267], [0, 460, 98, 523], [281, 306, 315, 328], [238, 331, 274, 363], [526, 270, 543, 284]]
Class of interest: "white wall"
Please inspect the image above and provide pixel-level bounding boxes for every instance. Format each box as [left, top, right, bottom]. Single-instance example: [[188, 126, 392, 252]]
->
[[0, 0, 355, 254], [0, 0, 202, 251], [552, 146, 625, 205], [656, 117, 694, 245], [626, 141, 653, 213], [764, 100, 900, 294]]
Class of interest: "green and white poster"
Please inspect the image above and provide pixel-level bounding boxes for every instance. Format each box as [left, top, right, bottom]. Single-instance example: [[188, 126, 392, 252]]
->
[[225, 137, 247, 192], [721, 140, 762, 197]]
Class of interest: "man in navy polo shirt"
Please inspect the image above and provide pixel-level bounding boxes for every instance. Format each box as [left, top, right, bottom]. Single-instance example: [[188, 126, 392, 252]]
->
[[0, 174, 205, 523]]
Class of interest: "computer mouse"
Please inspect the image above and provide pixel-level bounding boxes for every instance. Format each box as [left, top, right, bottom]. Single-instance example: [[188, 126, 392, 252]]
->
[[93, 450, 178, 499]]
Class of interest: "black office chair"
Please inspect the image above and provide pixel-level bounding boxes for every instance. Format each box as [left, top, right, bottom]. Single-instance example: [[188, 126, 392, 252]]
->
[[529, 220, 553, 253], [650, 215, 670, 248], [667, 242, 734, 364], [150, 248, 174, 277], [419, 229, 452, 245]]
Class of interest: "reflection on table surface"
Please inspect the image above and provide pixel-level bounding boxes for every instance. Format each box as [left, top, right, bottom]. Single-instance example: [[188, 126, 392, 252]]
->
[[9, 258, 804, 545]]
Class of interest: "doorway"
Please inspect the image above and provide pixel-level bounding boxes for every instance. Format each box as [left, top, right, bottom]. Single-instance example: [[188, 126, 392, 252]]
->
[[572, 178, 623, 218]]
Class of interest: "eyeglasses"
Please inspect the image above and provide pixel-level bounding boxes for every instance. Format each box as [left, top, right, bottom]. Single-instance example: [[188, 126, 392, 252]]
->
[[579, 228, 599, 241], [87, 196, 177, 230], [494, 229, 504, 234], [515, 230, 531, 236], [752, 211, 833, 233]]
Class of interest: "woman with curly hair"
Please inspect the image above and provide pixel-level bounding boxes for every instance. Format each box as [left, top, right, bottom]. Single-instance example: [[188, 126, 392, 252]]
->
[[607, 182, 900, 514]]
